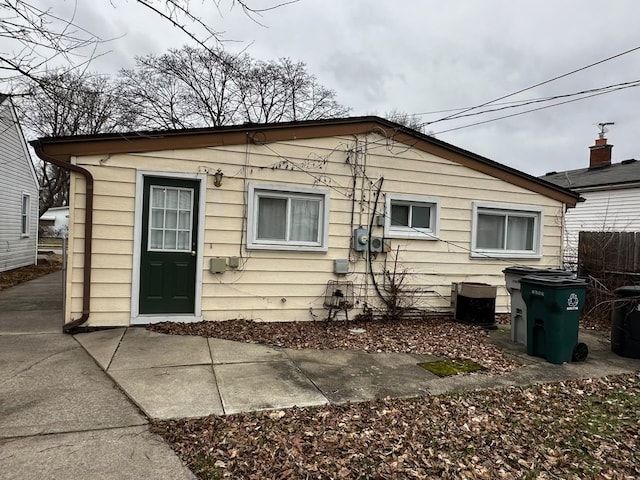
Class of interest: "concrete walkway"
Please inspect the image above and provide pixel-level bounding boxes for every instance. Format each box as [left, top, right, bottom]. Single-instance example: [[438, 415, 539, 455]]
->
[[0, 272, 195, 480], [75, 318, 640, 421], [3, 271, 640, 479]]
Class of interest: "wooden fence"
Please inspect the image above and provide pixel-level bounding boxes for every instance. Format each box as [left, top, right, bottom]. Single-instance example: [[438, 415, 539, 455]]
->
[[578, 231, 640, 280]]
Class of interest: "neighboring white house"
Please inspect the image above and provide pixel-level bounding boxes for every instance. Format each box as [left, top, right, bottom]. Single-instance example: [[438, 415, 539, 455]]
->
[[540, 135, 640, 268], [39, 206, 69, 237], [0, 94, 39, 273]]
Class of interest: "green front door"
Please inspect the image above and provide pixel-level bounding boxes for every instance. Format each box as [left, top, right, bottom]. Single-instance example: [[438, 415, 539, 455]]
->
[[139, 176, 199, 314]]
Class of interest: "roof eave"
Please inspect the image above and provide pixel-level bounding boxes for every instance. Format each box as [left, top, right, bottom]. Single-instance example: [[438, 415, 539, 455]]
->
[[32, 116, 580, 207]]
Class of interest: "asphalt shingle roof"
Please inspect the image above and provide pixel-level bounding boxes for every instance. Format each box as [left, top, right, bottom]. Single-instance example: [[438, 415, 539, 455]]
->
[[540, 159, 640, 190]]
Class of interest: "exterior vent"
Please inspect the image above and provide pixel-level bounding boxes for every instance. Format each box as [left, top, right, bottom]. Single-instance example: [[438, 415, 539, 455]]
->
[[621, 159, 637, 165]]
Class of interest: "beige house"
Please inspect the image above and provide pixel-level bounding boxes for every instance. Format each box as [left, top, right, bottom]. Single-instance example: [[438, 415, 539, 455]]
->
[[33, 117, 579, 331]]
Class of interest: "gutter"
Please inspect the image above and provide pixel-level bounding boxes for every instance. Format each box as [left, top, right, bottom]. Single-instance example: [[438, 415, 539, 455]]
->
[[32, 140, 93, 334]]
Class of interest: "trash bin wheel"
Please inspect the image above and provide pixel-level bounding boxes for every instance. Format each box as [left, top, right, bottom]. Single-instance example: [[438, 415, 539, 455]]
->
[[572, 342, 589, 362]]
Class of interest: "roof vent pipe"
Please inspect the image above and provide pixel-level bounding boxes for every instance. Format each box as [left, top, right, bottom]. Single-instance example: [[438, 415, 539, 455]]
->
[[32, 140, 93, 333]]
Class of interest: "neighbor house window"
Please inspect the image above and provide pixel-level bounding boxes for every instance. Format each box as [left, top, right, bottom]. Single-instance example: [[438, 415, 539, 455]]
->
[[472, 202, 542, 258], [21, 193, 30, 237], [247, 183, 329, 251], [384, 194, 440, 239]]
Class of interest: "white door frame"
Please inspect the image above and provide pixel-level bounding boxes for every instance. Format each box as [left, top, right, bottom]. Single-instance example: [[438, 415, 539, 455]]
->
[[130, 170, 206, 324]]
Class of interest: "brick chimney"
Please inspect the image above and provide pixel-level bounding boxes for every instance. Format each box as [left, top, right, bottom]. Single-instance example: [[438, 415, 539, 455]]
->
[[589, 137, 613, 169]]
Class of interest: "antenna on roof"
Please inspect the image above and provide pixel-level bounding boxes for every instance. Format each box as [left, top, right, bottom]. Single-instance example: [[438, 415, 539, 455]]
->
[[597, 122, 615, 139]]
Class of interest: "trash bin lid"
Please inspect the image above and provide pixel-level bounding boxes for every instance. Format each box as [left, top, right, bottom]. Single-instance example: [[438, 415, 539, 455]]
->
[[521, 275, 587, 287], [614, 285, 640, 297], [503, 266, 573, 277]]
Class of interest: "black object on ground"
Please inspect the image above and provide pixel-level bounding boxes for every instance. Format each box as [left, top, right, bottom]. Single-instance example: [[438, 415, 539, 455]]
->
[[611, 286, 640, 359]]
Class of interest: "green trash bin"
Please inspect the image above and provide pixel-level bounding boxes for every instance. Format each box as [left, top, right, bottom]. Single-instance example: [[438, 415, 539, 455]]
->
[[520, 275, 588, 365]]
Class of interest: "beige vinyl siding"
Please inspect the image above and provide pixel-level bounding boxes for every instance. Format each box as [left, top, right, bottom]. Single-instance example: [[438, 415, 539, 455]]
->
[[64, 133, 565, 326], [0, 99, 39, 272]]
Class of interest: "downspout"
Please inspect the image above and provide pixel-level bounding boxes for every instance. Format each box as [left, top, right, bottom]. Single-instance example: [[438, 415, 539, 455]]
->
[[32, 140, 93, 334]]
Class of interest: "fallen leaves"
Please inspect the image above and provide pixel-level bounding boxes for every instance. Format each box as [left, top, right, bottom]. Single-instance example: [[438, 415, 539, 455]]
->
[[152, 373, 640, 479], [0, 254, 62, 290], [149, 316, 520, 374]]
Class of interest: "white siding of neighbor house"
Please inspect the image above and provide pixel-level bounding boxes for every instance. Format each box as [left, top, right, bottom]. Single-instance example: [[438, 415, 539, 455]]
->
[[0, 98, 39, 273], [64, 133, 565, 326], [40, 206, 69, 237], [563, 187, 640, 266]]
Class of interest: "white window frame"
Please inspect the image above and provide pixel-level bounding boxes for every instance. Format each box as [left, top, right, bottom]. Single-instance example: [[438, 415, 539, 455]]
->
[[21, 192, 30, 237], [471, 201, 543, 259], [247, 183, 330, 252], [384, 193, 440, 240]]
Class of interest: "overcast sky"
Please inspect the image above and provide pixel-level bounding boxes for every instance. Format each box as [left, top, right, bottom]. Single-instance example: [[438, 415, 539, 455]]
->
[[12, 0, 640, 176]]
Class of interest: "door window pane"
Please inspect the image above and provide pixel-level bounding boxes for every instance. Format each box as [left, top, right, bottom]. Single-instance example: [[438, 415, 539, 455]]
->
[[179, 190, 191, 210], [257, 197, 287, 240], [152, 188, 165, 208], [164, 230, 177, 250], [165, 210, 178, 229], [150, 229, 163, 249], [151, 209, 164, 229], [477, 214, 505, 249], [166, 189, 179, 209], [177, 231, 190, 250], [178, 211, 190, 229]]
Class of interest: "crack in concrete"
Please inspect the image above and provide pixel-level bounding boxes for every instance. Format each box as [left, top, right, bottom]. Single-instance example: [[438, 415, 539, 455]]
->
[[0, 346, 78, 386]]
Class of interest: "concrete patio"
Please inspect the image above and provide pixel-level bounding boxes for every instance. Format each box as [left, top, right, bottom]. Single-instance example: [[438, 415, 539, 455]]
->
[[4, 270, 640, 480], [75, 322, 640, 420]]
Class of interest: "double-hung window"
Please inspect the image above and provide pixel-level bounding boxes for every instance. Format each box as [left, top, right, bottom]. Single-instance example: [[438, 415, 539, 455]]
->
[[472, 202, 542, 258], [384, 193, 440, 240], [247, 183, 329, 251], [21, 193, 30, 237]]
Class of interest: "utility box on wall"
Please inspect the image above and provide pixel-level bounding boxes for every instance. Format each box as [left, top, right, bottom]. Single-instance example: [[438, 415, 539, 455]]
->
[[353, 228, 369, 252], [370, 236, 383, 253], [334, 259, 349, 275], [210, 257, 226, 274]]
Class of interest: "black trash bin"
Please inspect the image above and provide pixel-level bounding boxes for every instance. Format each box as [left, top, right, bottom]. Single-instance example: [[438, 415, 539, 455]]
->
[[611, 286, 640, 359]]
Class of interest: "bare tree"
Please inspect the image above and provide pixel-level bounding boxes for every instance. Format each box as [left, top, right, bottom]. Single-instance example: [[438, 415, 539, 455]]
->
[[384, 109, 428, 133], [17, 44, 347, 212], [15, 70, 137, 213], [119, 46, 349, 128], [119, 46, 245, 129], [1, 1, 297, 86]]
